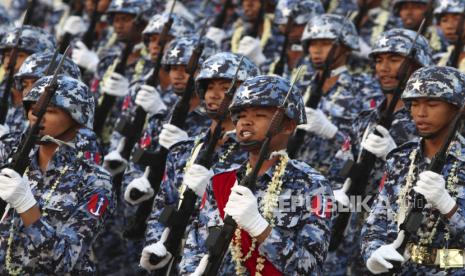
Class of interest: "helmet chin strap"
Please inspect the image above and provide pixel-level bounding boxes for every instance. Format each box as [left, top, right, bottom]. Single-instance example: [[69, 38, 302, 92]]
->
[[419, 121, 452, 140], [37, 124, 78, 148], [239, 140, 262, 151]]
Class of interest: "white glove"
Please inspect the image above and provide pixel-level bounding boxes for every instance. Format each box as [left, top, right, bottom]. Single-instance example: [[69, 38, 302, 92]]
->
[[206, 27, 226, 47], [101, 72, 129, 97], [103, 150, 128, 176], [366, 232, 405, 274], [62, 15, 86, 36], [159, 124, 188, 149], [135, 85, 167, 115], [140, 229, 172, 271], [297, 107, 338, 139], [237, 36, 266, 66], [413, 171, 456, 215], [0, 168, 37, 213], [190, 255, 209, 276], [165, 0, 195, 22], [224, 185, 269, 237], [72, 41, 99, 72], [124, 175, 154, 205], [333, 178, 351, 207], [361, 125, 397, 160], [0, 124, 9, 137], [183, 164, 213, 197]]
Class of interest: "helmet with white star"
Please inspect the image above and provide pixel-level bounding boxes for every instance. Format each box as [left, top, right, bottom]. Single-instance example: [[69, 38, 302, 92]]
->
[[369, 28, 433, 67], [0, 25, 56, 55], [196, 52, 260, 99], [402, 66, 465, 107], [229, 75, 306, 124], [274, 0, 324, 25], [434, 0, 465, 16], [142, 13, 195, 44], [162, 36, 218, 67]]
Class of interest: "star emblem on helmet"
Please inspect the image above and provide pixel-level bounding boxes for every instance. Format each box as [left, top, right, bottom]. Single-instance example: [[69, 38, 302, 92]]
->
[[282, 7, 292, 17], [5, 32, 15, 44], [114, 0, 124, 7], [379, 36, 389, 47], [241, 86, 252, 99], [22, 59, 37, 73], [210, 62, 222, 73], [412, 79, 422, 91], [152, 19, 164, 30], [170, 47, 181, 58]]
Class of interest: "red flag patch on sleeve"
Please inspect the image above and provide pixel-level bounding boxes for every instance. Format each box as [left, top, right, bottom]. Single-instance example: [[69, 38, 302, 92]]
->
[[311, 194, 333, 218], [379, 172, 387, 192], [87, 194, 109, 217]]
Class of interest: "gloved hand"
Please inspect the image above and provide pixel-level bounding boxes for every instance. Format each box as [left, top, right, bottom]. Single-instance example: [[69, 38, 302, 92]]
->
[[135, 85, 167, 115], [190, 255, 209, 276], [361, 125, 397, 160], [101, 72, 129, 97], [103, 150, 128, 176], [366, 232, 405, 274], [159, 124, 188, 149], [224, 185, 269, 237], [72, 41, 99, 72], [413, 171, 456, 215], [140, 229, 172, 271], [297, 107, 338, 139], [0, 168, 37, 213], [62, 15, 86, 36], [183, 164, 213, 197], [124, 175, 154, 205], [333, 178, 351, 207], [206, 26, 226, 47], [0, 124, 9, 137], [237, 36, 266, 66]]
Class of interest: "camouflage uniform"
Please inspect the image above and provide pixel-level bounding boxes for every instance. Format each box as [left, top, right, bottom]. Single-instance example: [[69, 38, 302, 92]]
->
[[362, 66, 465, 275], [356, 5, 403, 47], [322, 0, 358, 15], [295, 14, 383, 178], [182, 75, 333, 275], [0, 75, 114, 275]]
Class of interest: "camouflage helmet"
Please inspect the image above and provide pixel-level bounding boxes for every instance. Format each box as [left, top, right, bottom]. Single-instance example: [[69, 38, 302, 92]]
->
[[301, 14, 360, 51], [142, 13, 195, 43], [107, 0, 153, 22], [274, 0, 324, 25], [196, 52, 260, 98], [434, 0, 465, 16], [24, 75, 95, 129], [402, 66, 465, 107], [393, 0, 429, 15], [369, 28, 433, 67], [0, 25, 56, 55], [162, 36, 218, 67], [229, 75, 306, 124]]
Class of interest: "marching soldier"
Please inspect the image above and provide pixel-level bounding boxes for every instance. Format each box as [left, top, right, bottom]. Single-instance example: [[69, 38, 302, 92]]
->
[[362, 66, 465, 274]]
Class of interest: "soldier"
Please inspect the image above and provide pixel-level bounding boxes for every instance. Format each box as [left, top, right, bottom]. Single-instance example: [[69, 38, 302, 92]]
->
[[325, 28, 433, 275], [0, 74, 114, 274], [178, 75, 333, 274], [322, 0, 358, 15], [269, 0, 324, 78], [361, 66, 465, 274], [293, 14, 382, 179], [139, 52, 258, 273], [0, 26, 56, 136], [394, 0, 449, 61]]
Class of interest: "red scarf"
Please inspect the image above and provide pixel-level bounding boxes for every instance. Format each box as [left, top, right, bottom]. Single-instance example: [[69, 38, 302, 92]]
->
[[211, 171, 282, 276]]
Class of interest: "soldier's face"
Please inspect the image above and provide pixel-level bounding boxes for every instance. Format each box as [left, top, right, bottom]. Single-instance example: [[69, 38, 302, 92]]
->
[[375, 53, 407, 90], [308, 39, 347, 69], [19, 78, 36, 97], [27, 104, 76, 139], [113, 13, 136, 41], [2, 50, 29, 73], [410, 99, 458, 139], [204, 79, 230, 112], [399, 2, 428, 30], [439, 13, 464, 43], [169, 65, 189, 93], [148, 34, 173, 61], [242, 0, 261, 20]]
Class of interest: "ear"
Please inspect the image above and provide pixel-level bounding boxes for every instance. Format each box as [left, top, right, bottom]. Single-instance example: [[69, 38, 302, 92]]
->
[[281, 118, 296, 135]]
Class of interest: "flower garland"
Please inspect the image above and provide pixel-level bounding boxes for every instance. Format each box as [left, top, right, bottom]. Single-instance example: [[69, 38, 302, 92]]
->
[[230, 153, 289, 276], [5, 165, 70, 276], [396, 146, 459, 246]]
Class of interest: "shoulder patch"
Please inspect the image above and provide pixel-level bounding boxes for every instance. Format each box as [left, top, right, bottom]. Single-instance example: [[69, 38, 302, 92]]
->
[[87, 194, 109, 217]]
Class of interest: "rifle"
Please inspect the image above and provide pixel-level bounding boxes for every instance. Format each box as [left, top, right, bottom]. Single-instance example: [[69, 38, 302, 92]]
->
[[244, 1, 264, 38], [123, 22, 209, 240], [213, 0, 232, 29], [386, 102, 465, 275], [272, 13, 292, 76], [148, 57, 245, 274], [420, 0, 433, 36], [0, 0, 36, 125], [201, 67, 304, 276], [81, 0, 102, 49], [58, 0, 86, 54], [328, 20, 426, 251], [93, 42, 134, 138], [353, 0, 369, 32], [0, 48, 68, 218], [286, 30, 342, 158], [448, 7, 465, 68]]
